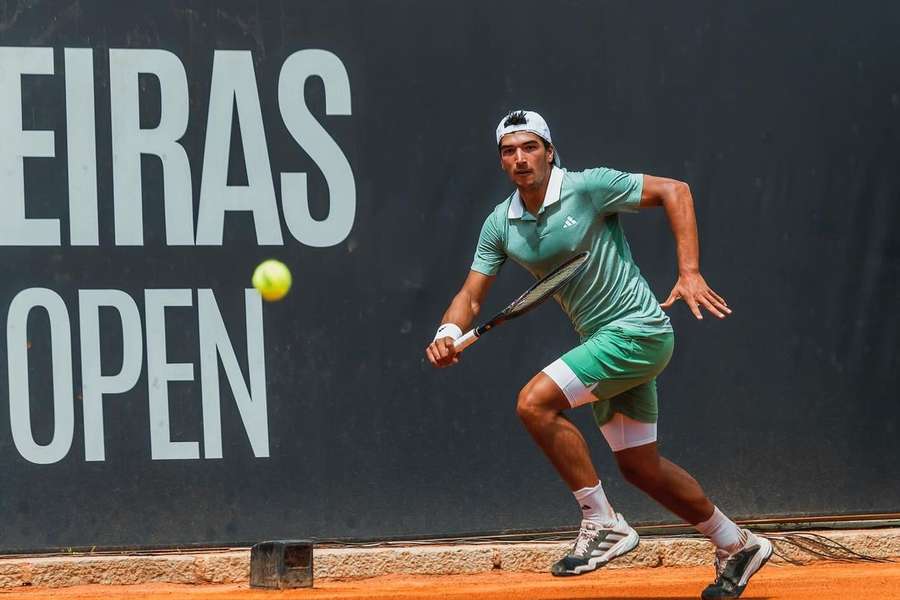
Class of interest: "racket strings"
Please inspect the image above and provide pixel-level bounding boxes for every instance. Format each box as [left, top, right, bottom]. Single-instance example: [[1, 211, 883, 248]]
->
[[509, 257, 588, 316]]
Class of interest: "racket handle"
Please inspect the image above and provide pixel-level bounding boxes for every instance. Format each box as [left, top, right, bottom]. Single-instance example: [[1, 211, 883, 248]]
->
[[453, 329, 479, 352]]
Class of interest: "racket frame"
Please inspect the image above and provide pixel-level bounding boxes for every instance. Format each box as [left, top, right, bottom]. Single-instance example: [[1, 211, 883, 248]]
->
[[452, 250, 590, 352]]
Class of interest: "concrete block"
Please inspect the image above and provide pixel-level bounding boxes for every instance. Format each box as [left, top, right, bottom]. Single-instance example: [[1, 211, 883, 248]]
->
[[29, 555, 196, 587], [193, 550, 250, 584], [315, 545, 495, 579], [0, 527, 896, 589], [0, 559, 32, 588]]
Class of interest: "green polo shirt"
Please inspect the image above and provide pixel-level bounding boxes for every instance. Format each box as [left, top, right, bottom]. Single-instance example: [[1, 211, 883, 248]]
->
[[471, 166, 672, 339]]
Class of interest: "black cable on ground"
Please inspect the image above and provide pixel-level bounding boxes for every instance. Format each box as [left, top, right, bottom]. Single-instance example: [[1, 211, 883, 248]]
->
[[768, 532, 894, 565]]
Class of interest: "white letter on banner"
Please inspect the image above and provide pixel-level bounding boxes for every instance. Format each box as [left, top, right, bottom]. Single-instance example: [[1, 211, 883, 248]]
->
[[7, 288, 74, 464], [65, 48, 100, 246], [0, 47, 60, 246], [79, 290, 143, 461], [279, 49, 355, 247], [197, 289, 269, 458], [196, 50, 283, 246], [145, 289, 198, 460], [109, 49, 193, 246]]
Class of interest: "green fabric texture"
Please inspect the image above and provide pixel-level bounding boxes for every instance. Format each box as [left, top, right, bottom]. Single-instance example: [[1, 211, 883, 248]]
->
[[559, 328, 674, 426], [471, 167, 672, 339]]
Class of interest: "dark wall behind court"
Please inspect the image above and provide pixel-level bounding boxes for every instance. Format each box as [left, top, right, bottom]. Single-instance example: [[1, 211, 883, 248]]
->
[[0, 0, 898, 552]]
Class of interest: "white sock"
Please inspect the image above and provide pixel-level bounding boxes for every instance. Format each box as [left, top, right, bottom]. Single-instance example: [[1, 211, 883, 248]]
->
[[694, 507, 747, 553], [573, 481, 617, 525]]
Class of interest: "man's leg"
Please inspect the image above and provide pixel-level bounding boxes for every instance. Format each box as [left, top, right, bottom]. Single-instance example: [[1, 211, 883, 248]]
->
[[516, 372, 598, 491], [598, 382, 742, 544], [516, 371, 639, 576], [612, 441, 714, 525], [606, 422, 772, 599]]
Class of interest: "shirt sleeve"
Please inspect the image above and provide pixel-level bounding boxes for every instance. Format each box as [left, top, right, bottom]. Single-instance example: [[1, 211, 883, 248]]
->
[[470, 211, 507, 275], [580, 168, 643, 214]]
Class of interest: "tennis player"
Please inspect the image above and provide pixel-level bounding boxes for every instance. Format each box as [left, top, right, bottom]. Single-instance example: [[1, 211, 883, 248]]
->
[[425, 110, 771, 599]]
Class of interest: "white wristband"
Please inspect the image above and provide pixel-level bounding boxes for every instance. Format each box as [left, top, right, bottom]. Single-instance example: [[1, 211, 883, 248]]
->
[[433, 323, 463, 342]]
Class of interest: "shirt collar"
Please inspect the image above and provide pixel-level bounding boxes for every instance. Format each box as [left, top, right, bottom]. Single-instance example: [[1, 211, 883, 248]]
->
[[507, 166, 564, 220]]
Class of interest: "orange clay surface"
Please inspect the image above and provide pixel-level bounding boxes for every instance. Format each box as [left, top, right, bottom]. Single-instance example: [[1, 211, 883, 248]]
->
[[1, 561, 899, 600]]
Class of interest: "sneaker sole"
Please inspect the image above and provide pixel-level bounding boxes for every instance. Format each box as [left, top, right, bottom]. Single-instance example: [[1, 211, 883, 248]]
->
[[552, 529, 640, 577]]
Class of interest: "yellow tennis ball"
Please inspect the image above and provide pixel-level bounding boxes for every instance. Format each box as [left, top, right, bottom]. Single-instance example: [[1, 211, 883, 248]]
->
[[252, 259, 292, 301]]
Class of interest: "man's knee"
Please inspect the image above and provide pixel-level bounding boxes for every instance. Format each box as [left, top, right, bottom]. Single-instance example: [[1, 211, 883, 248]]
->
[[516, 373, 569, 426], [516, 384, 552, 425]]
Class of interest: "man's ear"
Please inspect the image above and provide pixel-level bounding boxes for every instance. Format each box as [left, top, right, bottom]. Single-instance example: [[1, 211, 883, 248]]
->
[[547, 146, 555, 165]]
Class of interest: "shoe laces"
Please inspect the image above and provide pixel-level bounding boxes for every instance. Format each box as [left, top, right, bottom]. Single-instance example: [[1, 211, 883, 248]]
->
[[572, 521, 601, 556], [713, 547, 732, 579]]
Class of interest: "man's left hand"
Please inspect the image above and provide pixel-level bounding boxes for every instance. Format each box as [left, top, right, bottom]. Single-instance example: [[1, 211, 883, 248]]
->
[[660, 272, 731, 319]]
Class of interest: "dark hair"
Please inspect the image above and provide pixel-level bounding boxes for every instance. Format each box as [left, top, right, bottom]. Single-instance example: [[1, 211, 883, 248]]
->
[[498, 110, 551, 152], [503, 110, 528, 127]]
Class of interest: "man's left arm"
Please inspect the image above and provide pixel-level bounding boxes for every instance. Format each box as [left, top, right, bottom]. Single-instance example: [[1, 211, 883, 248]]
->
[[639, 175, 732, 320]]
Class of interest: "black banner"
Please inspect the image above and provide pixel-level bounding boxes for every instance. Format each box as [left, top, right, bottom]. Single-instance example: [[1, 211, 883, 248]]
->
[[0, 0, 898, 551]]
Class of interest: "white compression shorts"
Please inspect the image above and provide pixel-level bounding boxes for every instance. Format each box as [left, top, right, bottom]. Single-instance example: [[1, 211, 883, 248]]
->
[[542, 358, 658, 452], [597, 412, 657, 452]]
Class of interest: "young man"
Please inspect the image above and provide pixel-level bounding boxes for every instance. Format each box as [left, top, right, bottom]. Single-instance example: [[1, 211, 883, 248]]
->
[[425, 110, 771, 599]]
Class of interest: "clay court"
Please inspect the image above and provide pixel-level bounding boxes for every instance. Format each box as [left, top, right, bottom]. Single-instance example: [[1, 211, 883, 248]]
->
[[0, 562, 897, 600]]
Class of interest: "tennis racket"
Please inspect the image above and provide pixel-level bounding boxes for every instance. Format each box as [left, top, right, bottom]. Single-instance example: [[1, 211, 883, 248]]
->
[[453, 251, 590, 352]]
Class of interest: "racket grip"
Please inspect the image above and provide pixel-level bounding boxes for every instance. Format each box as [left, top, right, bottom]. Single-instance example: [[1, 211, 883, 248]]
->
[[453, 329, 479, 352]]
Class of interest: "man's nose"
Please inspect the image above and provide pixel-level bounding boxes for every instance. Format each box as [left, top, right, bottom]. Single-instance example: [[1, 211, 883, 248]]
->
[[515, 149, 526, 163]]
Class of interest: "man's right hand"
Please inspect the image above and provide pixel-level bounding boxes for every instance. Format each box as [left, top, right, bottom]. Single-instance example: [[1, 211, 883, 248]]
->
[[427, 270, 495, 369], [425, 337, 459, 368]]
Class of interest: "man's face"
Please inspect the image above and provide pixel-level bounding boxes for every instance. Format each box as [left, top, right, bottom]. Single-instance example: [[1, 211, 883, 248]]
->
[[498, 131, 554, 190]]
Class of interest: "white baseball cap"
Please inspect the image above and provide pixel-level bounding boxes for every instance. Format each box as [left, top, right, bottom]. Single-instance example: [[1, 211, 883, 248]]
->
[[495, 110, 561, 166]]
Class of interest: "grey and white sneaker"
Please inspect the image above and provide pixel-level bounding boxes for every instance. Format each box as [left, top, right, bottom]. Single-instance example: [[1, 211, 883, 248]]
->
[[701, 530, 773, 599], [550, 513, 639, 576]]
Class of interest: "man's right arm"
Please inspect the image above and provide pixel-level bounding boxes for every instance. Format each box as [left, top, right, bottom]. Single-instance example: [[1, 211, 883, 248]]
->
[[425, 270, 495, 368]]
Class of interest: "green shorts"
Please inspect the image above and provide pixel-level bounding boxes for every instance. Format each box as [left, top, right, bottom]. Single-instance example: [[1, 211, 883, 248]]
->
[[543, 328, 675, 427]]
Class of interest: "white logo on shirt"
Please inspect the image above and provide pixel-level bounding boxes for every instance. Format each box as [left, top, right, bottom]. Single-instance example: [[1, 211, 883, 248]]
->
[[563, 216, 578, 229]]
